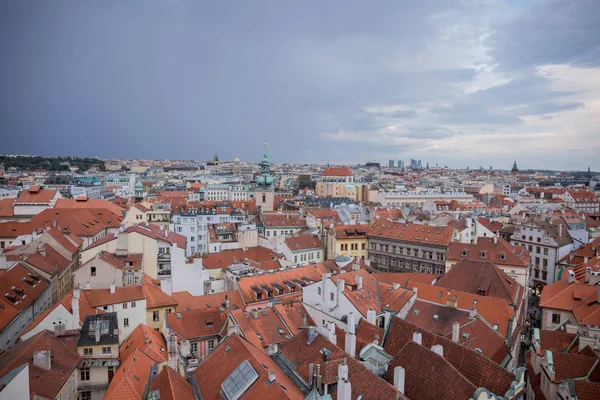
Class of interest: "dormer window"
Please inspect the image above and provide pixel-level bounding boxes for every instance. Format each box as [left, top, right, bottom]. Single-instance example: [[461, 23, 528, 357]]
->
[[499, 253, 506, 261], [461, 250, 467, 257], [480, 251, 486, 258]]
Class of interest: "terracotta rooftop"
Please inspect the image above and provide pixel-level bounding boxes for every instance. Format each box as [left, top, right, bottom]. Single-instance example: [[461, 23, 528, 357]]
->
[[192, 334, 303, 400], [105, 348, 155, 400], [147, 366, 196, 400], [383, 318, 516, 396], [201, 246, 282, 270], [368, 220, 454, 247], [82, 285, 145, 308], [284, 234, 323, 251], [171, 290, 243, 311], [574, 380, 600, 400], [0, 330, 81, 399], [0, 263, 49, 330], [16, 187, 58, 203], [166, 308, 225, 341], [447, 237, 529, 267], [142, 275, 178, 309], [0, 198, 15, 217], [551, 351, 600, 382], [230, 308, 292, 347], [321, 167, 354, 177], [29, 208, 122, 237], [261, 213, 306, 228], [54, 197, 124, 216], [120, 324, 168, 364], [435, 259, 521, 305], [331, 224, 370, 239]]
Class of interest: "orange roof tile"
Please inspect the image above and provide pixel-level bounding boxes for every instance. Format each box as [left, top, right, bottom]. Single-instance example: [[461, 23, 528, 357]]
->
[[0, 330, 81, 399], [447, 237, 529, 267], [321, 167, 353, 177], [105, 348, 155, 400], [120, 324, 168, 364], [54, 197, 124, 216], [166, 308, 225, 340], [0, 198, 15, 217], [192, 334, 304, 400], [148, 366, 196, 400], [16, 188, 58, 203], [172, 290, 243, 311], [284, 234, 322, 251], [201, 247, 282, 270], [368, 220, 454, 247], [83, 285, 145, 308], [143, 275, 178, 309], [0, 264, 49, 330]]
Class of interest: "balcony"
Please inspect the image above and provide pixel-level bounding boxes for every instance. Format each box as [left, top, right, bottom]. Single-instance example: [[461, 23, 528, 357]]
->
[[157, 269, 171, 277]]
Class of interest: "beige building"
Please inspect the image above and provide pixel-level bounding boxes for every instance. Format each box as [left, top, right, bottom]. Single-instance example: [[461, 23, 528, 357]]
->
[[77, 313, 120, 400], [326, 224, 369, 260], [123, 202, 171, 230]]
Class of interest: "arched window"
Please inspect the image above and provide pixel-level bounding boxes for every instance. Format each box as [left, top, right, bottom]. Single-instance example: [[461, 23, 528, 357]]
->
[[262, 194, 266, 203]]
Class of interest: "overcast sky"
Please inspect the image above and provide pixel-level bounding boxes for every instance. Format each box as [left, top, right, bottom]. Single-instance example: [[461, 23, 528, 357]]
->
[[1, 0, 599, 170]]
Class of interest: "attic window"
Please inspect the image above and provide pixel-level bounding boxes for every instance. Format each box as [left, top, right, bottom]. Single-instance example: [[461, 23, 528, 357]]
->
[[492, 324, 499, 330], [433, 314, 439, 320], [461, 250, 467, 257], [499, 253, 506, 261], [462, 333, 469, 339], [413, 309, 419, 315], [480, 251, 487, 258]]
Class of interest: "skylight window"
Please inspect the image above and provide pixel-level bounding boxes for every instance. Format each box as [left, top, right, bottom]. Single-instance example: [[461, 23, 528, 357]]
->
[[222, 360, 259, 400]]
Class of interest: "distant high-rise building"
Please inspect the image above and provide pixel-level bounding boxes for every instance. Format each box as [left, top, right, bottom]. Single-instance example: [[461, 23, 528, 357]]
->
[[417, 160, 422, 169], [388, 160, 394, 168], [410, 159, 417, 168], [398, 160, 404, 169]]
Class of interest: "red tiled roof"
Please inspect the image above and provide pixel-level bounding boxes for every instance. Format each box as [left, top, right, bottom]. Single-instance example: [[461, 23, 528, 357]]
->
[[374, 272, 440, 285], [230, 308, 292, 347], [148, 366, 196, 400], [105, 348, 155, 400], [368, 220, 454, 247], [0, 330, 80, 399], [193, 334, 304, 400], [284, 234, 322, 251], [125, 223, 186, 249], [0, 221, 33, 238], [393, 340, 477, 400], [30, 208, 122, 237], [166, 308, 225, 340], [551, 351, 599, 382], [279, 330, 404, 400], [321, 167, 353, 177], [447, 237, 529, 267], [383, 318, 516, 396], [16, 188, 58, 203], [435, 259, 521, 305], [172, 290, 243, 311], [574, 380, 600, 400], [201, 247, 282, 270], [261, 213, 306, 228], [23, 244, 72, 276], [330, 224, 370, 239], [143, 275, 178, 309], [120, 324, 168, 364], [45, 227, 79, 254], [272, 303, 313, 335], [54, 197, 124, 216], [0, 263, 50, 330], [0, 198, 15, 217], [83, 285, 145, 308], [537, 330, 578, 354]]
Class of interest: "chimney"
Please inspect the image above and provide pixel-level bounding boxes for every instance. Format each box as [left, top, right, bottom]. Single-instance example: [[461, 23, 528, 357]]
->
[[469, 308, 476, 318], [393, 283, 400, 290], [308, 326, 317, 345], [95, 325, 101, 343], [337, 278, 345, 299], [567, 270, 575, 284], [446, 295, 457, 309], [366, 308, 376, 325], [180, 340, 191, 357], [308, 363, 314, 387], [110, 282, 116, 294], [345, 313, 356, 358], [586, 267, 591, 283], [268, 370, 276, 383], [431, 344, 444, 357], [356, 276, 363, 291], [393, 366, 405, 394], [33, 351, 51, 370], [227, 323, 240, 337], [558, 223, 563, 237], [302, 313, 307, 327], [337, 364, 352, 400], [316, 364, 322, 388], [251, 310, 259, 319], [327, 321, 337, 345], [224, 295, 230, 309], [584, 256, 589, 264], [452, 321, 460, 343], [493, 235, 498, 244], [412, 332, 422, 345], [71, 293, 80, 330]]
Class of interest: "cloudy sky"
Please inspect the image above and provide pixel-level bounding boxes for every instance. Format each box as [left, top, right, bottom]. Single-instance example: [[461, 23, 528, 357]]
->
[[1, 0, 599, 170]]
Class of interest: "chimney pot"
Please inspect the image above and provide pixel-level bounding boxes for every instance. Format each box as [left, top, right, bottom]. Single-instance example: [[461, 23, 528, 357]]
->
[[110, 282, 116, 294]]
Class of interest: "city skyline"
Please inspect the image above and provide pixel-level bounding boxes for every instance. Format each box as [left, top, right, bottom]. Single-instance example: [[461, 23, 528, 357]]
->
[[1, 1, 599, 170]]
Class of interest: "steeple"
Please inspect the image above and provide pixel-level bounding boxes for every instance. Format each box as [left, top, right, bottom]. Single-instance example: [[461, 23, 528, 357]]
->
[[257, 141, 273, 187], [511, 161, 518, 173]]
